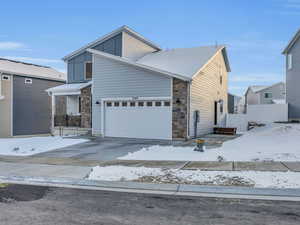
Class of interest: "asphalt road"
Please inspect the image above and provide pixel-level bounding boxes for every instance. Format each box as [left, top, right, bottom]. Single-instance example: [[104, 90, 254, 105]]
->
[[0, 184, 299, 225]]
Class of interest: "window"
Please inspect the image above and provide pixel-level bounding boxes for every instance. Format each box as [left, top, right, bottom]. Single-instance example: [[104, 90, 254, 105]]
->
[[146, 101, 153, 107], [164, 101, 171, 106], [288, 54, 293, 70], [122, 102, 128, 107], [220, 102, 223, 114], [130, 101, 135, 107], [264, 93, 272, 98], [85, 62, 93, 80], [155, 101, 162, 106], [114, 102, 120, 107], [25, 78, 32, 84], [138, 101, 144, 107], [220, 76, 222, 85], [66, 96, 80, 115], [106, 102, 112, 107]]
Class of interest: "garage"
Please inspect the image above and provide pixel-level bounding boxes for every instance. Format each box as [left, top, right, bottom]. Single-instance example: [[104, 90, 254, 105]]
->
[[103, 99, 172, 140]]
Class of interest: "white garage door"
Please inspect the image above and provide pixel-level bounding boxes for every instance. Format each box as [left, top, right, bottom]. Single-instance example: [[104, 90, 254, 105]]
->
[[104, 99, 172, 140]]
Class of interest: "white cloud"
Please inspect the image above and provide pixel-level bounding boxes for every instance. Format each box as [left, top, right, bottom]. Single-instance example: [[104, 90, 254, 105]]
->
[[0, 42, 27, 50], [0, 56, 62, 64]]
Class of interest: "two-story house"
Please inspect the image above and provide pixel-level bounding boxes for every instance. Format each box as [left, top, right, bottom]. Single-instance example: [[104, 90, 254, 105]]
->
[[282, 29, 300, 121], [245, 82, 286, 106], [47, 25, 231, 140], [0, 58, 65, 137]]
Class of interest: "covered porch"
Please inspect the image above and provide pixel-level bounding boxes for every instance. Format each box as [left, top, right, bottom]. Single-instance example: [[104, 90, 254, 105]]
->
[[46, 81, 92, 136]]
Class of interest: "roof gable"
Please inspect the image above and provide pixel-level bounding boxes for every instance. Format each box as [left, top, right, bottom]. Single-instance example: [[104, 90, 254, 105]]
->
[[136, 45, 230, 79], [282, 29, 300, 54], [63, 25, 161, 61]]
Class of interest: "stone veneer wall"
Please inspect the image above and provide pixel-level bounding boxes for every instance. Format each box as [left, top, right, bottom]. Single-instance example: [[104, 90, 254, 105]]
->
[[80, 85, 92, 128], [172, 78, 188, 139]]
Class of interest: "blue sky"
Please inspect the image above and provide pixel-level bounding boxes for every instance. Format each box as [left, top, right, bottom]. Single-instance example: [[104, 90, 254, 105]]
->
[[0, 0, 299, 96]]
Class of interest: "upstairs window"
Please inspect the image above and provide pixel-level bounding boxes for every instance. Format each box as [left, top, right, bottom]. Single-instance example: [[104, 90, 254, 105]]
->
[[288, 54, 293, 70], [85, 62, 92, 80], [264, 93, 272, 98]]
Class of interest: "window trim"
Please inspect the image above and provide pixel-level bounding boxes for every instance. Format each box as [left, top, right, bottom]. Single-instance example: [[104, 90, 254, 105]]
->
[[24, 78, 32, 84], [264, 92, 272, 99], [288, 54, 293, 70], [84, 61, 93, 80]]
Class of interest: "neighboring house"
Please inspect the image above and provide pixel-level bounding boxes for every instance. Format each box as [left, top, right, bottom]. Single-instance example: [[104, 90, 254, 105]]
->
[[245, 82, 286, 106], [228, 93, 241, 114], [0, 58, 65, 137], [282, 29, 300, 121], [47, 25, 230, 140]]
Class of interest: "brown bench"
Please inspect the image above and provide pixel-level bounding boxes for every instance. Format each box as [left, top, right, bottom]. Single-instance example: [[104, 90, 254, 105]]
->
[[213, 127, 237, 135]]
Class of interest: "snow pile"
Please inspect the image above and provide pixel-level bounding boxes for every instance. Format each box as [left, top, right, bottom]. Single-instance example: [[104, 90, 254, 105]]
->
[[88, 166, 164, 181], [88, 166, 300, 189], [0, 136, 88, 156], [119, 123, 300, 162]]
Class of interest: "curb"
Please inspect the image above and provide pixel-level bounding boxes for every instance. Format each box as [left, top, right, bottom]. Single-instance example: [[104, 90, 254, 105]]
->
[[1, 175, 300, 201]]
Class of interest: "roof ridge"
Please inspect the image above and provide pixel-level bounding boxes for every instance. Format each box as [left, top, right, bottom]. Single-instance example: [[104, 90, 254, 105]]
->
[[0, 58, 51, 68]]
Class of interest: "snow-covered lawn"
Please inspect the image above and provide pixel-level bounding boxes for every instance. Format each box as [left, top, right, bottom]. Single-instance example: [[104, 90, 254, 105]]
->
[[88, 165, 300, 189], [119, 123, 300, 162], [0, 136, 88, 156]]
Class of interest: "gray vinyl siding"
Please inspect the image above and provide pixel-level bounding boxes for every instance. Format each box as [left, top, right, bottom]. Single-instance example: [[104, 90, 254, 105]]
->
[[259, 83, 285, 104], [246, 89, 260, 105], [92, 54, 172, 135], [13, 76, 63, 136], [228, 94, 234, 114], [286, 38, 300, 119], [67, 33, 122, 83]]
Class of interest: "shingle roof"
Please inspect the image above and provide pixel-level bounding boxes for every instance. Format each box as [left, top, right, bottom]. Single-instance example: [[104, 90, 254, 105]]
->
[[136, 45, 230, 79], [0, 58, 66, 81], [46, 81, 92, 94], [249, 85, 269, 93]]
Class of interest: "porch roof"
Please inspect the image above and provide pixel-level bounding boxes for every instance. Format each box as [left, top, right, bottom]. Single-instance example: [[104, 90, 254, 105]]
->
[[46, 81, 92, 95]]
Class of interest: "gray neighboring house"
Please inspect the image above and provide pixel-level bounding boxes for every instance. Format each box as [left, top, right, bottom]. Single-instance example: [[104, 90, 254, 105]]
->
[[228, 93, 241, 114], [282, 29, 300, 120], [245, 82, 286, 106], [0, 58, 65, 137], [47, 25, 231, 140]]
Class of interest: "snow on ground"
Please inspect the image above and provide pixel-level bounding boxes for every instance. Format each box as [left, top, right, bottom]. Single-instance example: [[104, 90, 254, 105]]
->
[[119, 123, 300, 162], [0, 136, 88, 156], [88, 165, 300, 189]]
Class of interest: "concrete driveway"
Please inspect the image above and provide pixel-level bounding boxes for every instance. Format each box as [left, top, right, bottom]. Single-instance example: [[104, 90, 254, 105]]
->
[[34, 137, 171, 161]]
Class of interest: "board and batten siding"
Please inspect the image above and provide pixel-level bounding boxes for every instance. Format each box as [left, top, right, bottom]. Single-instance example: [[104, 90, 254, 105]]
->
[[92, 54, 172, 135], [189, 50, 228, 137], [0, 74, 12, 137], [67, 33, 122, 83], [122, 31, 157, 61]]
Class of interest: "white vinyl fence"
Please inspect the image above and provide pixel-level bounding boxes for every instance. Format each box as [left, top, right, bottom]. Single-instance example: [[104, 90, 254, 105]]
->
[[247, 104, 288, 123], [226, 104, 288, 132], [226, 114, 248, 132]]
